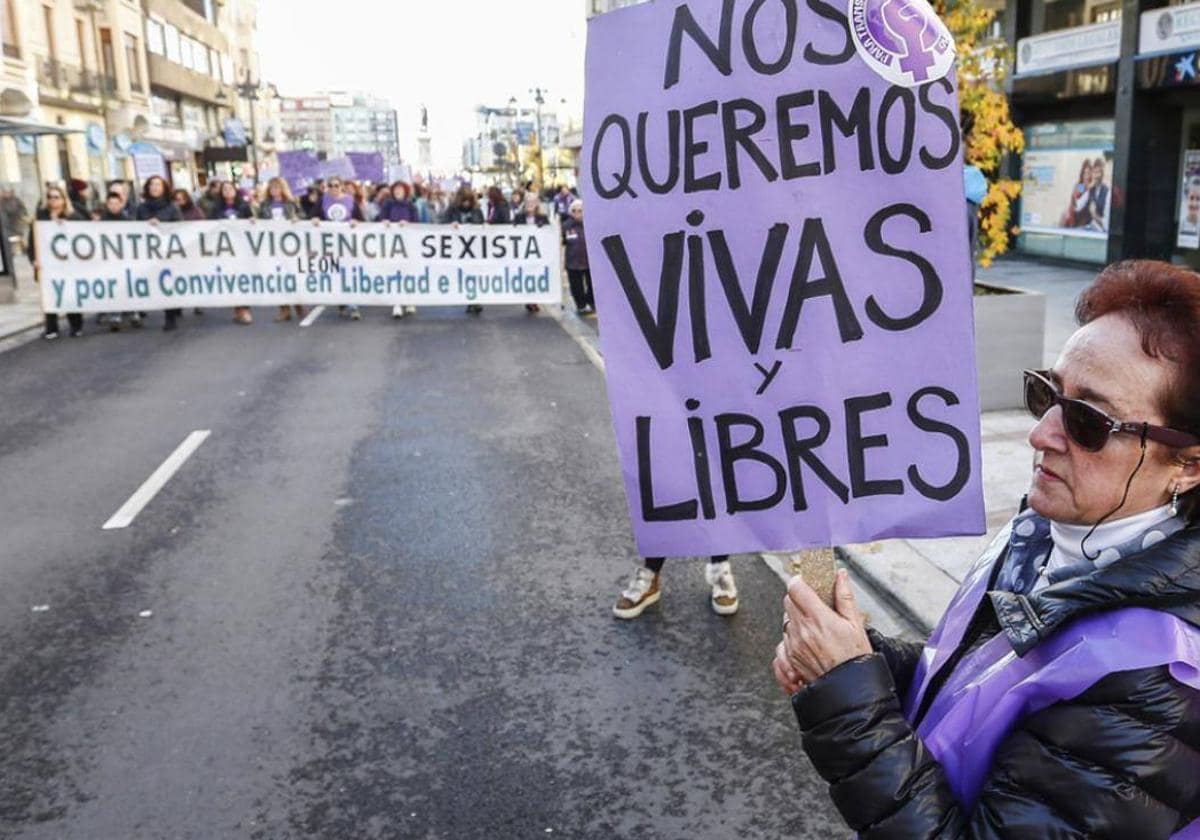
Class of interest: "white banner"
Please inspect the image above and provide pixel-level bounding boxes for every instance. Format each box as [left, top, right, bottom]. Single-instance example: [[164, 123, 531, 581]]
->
[[1140, 3, 1200, 56], [35, 220, 562, 313], [1016, 20, 1121, 76], [1178, 150, 1200, 250]]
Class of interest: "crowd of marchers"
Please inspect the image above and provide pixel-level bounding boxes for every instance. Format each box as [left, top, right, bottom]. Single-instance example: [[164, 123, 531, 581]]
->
[[7, 176, 593, 339]]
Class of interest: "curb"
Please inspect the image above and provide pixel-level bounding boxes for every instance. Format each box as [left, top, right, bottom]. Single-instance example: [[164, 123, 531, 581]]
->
[[0, 319, 41, 342], [833, 543, 958, 637]]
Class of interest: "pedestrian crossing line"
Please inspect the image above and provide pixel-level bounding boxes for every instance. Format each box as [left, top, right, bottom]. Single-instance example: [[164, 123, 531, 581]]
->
[[298, 305, 325, 327], [102, 430, 212, 530]]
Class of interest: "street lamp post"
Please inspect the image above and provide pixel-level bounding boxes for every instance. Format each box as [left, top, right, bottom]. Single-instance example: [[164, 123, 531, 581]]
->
[[225, 69, 278, 184], [529, 87, 547, 190]]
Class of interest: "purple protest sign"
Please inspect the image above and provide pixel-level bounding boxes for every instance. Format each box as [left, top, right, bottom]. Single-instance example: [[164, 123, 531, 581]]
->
[[318, 156, 357, 182], [277, 150, 320, 194], [583, 0, 983, 556], [346, 151, 386, 184]]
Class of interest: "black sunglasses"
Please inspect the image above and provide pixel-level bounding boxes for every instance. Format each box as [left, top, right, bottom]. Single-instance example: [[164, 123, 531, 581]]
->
[[1023, 369, 1200, 452]]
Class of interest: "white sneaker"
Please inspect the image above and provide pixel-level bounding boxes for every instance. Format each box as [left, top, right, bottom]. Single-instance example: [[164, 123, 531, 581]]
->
[[405, 305, 417, 314], [705, 561, 738, 615], [612, 565, 660, 619], [392, 305, 405, 319]]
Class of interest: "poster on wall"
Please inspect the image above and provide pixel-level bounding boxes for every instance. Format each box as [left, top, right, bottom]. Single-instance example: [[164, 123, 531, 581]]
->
[[1177, 150, 1200, 249], [1020, 149, 1115, 239]]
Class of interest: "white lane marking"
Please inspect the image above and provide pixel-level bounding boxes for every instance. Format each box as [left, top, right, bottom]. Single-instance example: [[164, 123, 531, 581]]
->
[[299, 305, 325, 327], [102, 430, 211, 530]]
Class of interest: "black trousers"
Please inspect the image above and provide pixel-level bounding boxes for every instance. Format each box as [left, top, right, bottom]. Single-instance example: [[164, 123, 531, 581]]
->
[[44, 313, 82, 334], [644, 555, 729, 573], [164, 308, 182, 325], [567, 268, 594, 310]]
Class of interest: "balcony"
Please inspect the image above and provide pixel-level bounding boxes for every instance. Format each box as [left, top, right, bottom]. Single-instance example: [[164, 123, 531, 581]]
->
[[36, 58, 116, 107]]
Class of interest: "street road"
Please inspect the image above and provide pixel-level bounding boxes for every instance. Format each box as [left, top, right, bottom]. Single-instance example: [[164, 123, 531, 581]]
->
[[0, 306, 861, 839]]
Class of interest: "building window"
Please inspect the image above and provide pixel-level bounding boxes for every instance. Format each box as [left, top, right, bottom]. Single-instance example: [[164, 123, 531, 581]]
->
[[2, 0, 19, 59], [125, 33, 140, 88], [178, 35, 192, 69], [43, 4, 57, 59], [162, 22, 179, 63], [145, 18, 164, 55], [192, 40, 208, 75], [209, 47, 220, 79], [99, 27, 114, 79]]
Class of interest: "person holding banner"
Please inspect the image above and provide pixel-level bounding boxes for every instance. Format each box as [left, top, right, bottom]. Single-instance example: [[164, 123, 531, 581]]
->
[[774, 261, 1200, 837], [445, 187, 486, 314], [255, 178, 306, 323], [378, 181, 420, 320], [98, 190, 142, 332], [134, 176, 183, 331], [512, 193, 549, 314], [209, 181, 255, 325], [321, 178, 363, 321], [29, 184, 84, 339]]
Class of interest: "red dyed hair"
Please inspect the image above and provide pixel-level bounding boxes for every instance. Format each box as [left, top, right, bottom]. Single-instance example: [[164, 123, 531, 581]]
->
[[1075, 260, 1200, 440]]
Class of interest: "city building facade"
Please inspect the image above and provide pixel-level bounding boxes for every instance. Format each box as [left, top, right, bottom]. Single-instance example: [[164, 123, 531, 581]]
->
[[0, 0, 279, 206], [279, 91, 400, 179], [1005, 0, 1200, 268]]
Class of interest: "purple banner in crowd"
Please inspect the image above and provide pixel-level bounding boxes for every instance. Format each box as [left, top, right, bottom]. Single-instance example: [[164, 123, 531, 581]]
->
[[346, 151, 386, 184], [582, 0, 984, 555], [318, 156, 357, 182], [277, 150, 321, 194]]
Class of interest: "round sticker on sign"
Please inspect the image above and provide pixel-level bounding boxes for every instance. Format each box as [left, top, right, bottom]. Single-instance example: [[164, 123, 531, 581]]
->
[[849, 0, 956, 88]]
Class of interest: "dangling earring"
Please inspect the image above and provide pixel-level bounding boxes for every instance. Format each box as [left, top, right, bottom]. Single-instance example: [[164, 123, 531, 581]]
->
[[1170, 485, 1180, 517]]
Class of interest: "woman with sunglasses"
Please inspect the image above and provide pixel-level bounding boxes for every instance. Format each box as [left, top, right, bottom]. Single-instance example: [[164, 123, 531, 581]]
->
[[773, 260, 1200, 838], [28, 184, 83, 338]]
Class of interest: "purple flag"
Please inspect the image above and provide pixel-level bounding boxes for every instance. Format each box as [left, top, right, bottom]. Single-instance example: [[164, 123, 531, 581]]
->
[[583, 0, 983, 555], [346, 151, 386, 184]]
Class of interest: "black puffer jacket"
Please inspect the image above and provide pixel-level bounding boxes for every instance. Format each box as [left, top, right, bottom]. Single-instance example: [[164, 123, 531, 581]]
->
[[794, 525, 1200, 838]]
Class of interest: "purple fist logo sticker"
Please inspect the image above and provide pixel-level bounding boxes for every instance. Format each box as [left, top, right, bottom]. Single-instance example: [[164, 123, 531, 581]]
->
[[850, 0, 955, 88]]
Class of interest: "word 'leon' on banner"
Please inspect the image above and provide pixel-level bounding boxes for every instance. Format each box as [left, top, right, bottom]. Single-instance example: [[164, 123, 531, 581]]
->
[[35, 220, 563, 312], [582, 0, 983, 557]]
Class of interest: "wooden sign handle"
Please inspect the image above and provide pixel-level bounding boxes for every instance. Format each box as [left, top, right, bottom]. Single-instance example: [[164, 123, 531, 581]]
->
[[787, 547, 838, 609]]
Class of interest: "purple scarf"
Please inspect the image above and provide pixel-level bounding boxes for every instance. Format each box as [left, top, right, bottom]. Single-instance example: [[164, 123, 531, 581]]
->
[[904, 522, 1200, 837]]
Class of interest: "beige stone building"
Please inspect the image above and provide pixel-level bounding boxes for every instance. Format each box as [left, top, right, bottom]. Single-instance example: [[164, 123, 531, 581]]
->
[[1, 0, 274, 205]]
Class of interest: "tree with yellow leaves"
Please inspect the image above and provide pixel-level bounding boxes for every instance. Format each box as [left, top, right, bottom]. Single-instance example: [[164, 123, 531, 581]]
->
[[937, 0, 1025, 266]]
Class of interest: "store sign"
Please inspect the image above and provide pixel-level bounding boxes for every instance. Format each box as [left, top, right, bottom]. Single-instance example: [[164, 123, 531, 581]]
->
[[1140, 3, 1200, 56], [1178, 150, 1200, 249], [1016, 20, 1121, 76]]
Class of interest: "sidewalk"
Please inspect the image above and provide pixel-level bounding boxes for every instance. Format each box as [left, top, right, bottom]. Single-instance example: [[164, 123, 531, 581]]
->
[[0, 254, 42, 341], [838, 256, 1098, 633]]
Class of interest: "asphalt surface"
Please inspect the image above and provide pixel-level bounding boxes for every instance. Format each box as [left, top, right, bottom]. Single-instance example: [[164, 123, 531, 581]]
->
[[0, 305, 854, 839]]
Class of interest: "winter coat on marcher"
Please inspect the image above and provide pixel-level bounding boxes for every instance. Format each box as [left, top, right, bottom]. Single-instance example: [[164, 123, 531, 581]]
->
[[442, 205, 483, 225], [562, 217, 589, 271], [210, 200, 252, 220], [134, 196, 182, 222], [793, 516, 1200, 838], [256, 200, 300, 221], [512, 210, 550, 227], [378, 198, 418, 223], [486, 201, 510, 224]]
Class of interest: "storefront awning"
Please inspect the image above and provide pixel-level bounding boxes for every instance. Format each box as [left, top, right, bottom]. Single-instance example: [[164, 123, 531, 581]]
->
[[0, 117, 82, 137]]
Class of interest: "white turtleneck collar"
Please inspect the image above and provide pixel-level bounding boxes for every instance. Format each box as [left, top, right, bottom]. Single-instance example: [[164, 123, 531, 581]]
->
[[1033, 503, 1176, 592]]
